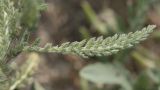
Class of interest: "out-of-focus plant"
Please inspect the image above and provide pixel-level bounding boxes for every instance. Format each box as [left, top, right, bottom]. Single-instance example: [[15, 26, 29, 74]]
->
[[0, 0, 157, 90], [81, 1, 119, 35], [128, 0, 155, 31]]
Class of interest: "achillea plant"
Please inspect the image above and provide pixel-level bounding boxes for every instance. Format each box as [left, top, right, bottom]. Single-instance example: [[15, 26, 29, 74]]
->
[[24, 25, 156, 58], [0, 0, 156, 90], [0, 0, 20, 89]]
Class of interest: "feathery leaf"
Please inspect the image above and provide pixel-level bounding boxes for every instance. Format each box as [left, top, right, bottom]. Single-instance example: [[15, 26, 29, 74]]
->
[[23, 25, 156, 58]]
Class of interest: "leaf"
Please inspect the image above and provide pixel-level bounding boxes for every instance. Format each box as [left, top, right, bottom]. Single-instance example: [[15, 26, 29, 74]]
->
[[24, 25, 156, 58], [80, 63, 132, 90]]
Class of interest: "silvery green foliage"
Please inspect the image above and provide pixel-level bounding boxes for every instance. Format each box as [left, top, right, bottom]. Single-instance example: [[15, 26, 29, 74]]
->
[[0, 0, 19, 76], [0, 0, 19, 64], [0, 0, 157, 89], [24, 25, 156, 58], [0, 0, 42, 90], [0, 0, 19, 89]]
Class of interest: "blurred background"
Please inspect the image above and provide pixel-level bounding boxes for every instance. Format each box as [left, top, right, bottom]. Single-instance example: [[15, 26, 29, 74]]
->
[[17, 0, 160, 90]]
